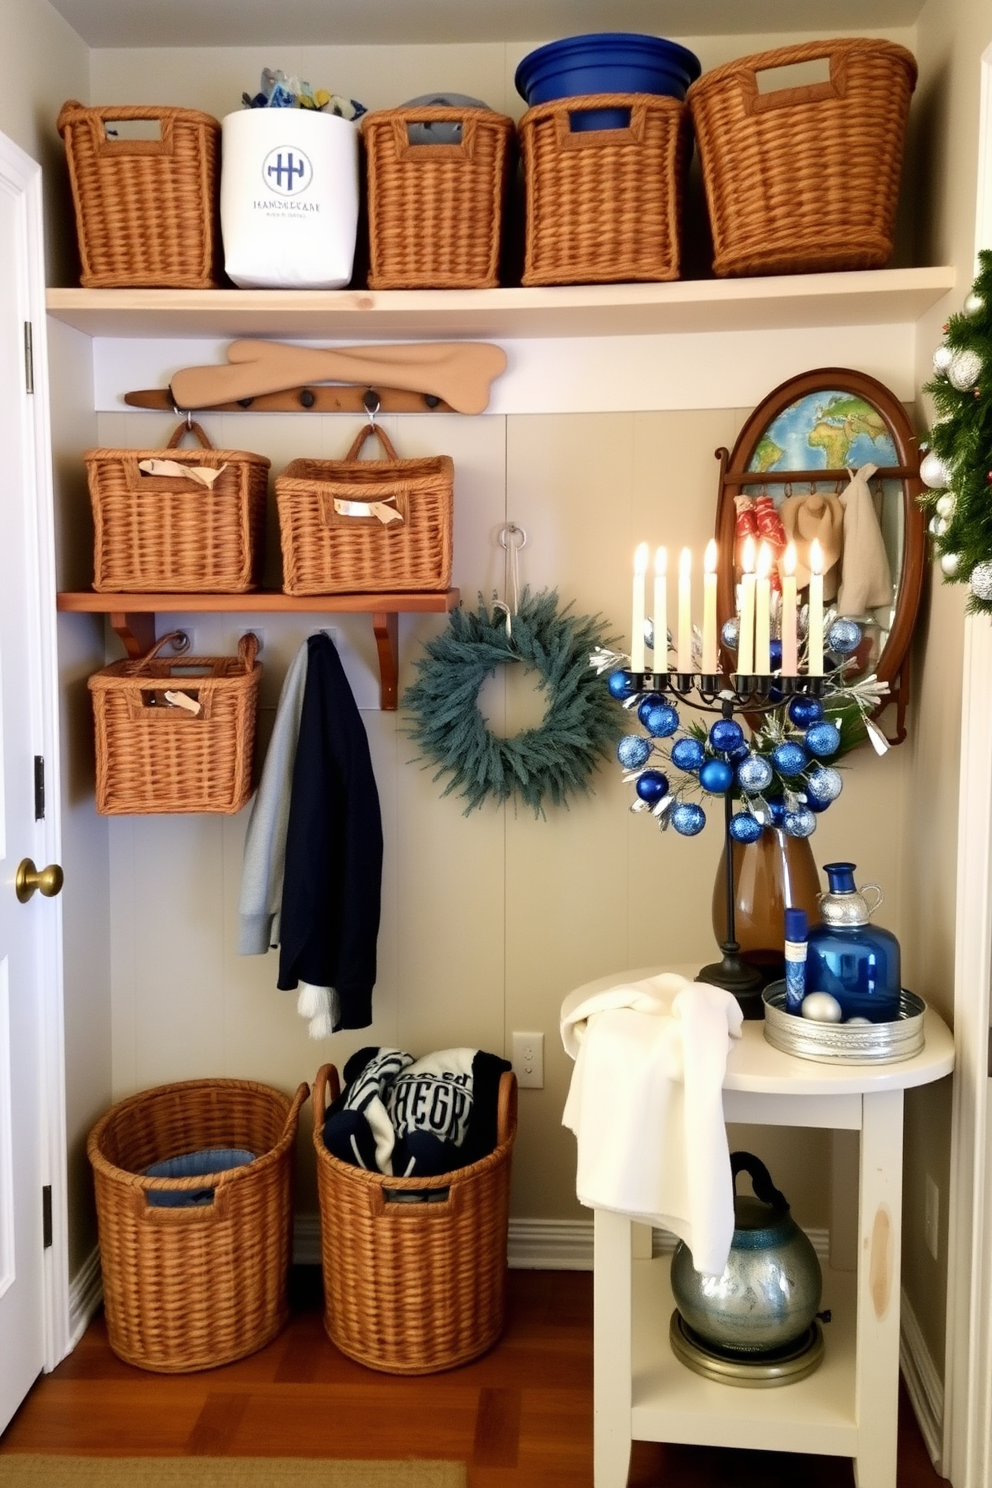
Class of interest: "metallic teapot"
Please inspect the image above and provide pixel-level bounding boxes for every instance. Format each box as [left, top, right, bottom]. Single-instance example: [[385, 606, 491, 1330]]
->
[[670, 1151, 822, 1356]]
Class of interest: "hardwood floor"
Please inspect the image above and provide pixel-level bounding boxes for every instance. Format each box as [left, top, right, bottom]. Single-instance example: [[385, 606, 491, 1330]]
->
[[1, 1269, 948, 1487]]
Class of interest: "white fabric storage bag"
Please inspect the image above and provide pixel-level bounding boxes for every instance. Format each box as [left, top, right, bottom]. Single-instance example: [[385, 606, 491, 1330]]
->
[[220, 108, 359, 288]]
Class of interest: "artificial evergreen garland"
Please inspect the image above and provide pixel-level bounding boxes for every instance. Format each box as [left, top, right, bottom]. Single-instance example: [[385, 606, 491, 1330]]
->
[[402, 589, 622, 815], [920, 248, 992, 611]]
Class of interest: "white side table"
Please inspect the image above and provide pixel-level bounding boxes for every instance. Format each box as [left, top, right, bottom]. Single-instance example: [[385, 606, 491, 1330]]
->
[[570, 967, 954, 1488]]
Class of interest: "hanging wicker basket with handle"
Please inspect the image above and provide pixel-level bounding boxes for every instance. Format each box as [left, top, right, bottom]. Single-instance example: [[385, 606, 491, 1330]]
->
[[687, 39, 918, 277], [88, 631, 261, 816], [312, 1061, 517, 1374], [88, 1076, 308, 1372], [86, 420, 270, 594], [57, 99, 223, 289], [276, 424, 454, 595]]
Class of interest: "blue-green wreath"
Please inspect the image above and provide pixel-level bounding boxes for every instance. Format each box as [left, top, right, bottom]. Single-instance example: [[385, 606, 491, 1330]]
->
[[402, 589, 622, 815]]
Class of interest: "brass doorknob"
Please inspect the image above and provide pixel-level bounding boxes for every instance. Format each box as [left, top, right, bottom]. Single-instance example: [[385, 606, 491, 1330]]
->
[[15, 859, 64, 903]]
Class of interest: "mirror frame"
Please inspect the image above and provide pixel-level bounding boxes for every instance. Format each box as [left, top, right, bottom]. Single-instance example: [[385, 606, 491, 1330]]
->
[[714, 367, 926, 745]]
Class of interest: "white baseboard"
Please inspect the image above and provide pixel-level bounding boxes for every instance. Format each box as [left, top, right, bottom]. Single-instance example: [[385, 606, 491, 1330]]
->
[[68, 1245, 103, 1351], [900, 1286, 944, 1466]]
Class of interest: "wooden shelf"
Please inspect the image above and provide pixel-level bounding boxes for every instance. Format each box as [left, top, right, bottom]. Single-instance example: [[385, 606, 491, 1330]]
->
[[45, 267, 955, 341], [56, 588, 460, 709]]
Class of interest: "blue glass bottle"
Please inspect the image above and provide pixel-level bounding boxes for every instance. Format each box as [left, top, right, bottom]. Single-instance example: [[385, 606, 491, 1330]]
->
[[806, 862, 901, 1023]]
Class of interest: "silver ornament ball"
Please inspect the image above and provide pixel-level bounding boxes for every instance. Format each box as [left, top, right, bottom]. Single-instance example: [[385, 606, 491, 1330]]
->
[[971, 562, 992, 602], [929, 515, 948, 537], [932, 343, 954, 374], [948, 348, 983, 391], [941, 552, 961, 577], [920, 451, 951, 489], [935, 493, 956, 518], [964, 292, 985, 316]]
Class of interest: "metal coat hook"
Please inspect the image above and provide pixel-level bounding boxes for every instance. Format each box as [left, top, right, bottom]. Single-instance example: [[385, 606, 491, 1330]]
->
[[497, 524, 528, 638], [172, 402, 194, 430], [363, 388, 381, 426]]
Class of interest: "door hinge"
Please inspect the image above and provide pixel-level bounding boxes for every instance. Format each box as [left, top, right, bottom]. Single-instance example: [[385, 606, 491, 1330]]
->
[[24, 322, 34, 395], [42, 1185, 52, 1249], [34, 756, 45, 821]]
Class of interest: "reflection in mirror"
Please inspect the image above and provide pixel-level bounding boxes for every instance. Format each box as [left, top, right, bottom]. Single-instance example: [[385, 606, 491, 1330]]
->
[[715, 369, 926, 744]]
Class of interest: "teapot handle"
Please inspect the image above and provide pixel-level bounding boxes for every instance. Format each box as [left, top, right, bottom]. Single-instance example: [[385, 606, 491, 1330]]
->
[[860, 882, 884, 916], [731, 1151, 790, 1213]]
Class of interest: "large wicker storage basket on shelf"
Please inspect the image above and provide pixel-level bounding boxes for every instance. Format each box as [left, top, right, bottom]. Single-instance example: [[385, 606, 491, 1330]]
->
[[519, 94, 690, 286], [88, 1077, 308, 1372], [85, 421, 270, 594], [276, 425, 454, 595], [57, 100, 222, 289], [88, 631, 261, 815], [686, 39, 918, 277], [362, 105, 515, 288], [313, 1062, 517, 1374]]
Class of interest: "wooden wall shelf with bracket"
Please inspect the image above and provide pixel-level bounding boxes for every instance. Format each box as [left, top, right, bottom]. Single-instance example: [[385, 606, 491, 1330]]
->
[[56, 588, 460, 710]]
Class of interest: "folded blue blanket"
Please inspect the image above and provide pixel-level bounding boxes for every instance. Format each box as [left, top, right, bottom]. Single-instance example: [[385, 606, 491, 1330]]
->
[[144, 1146, 255, 1207]]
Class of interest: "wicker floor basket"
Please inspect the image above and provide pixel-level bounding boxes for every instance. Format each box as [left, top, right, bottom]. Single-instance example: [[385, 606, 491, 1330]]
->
[[88, 631, 261, 815], [88, 1077, 308, 1372], [86, 420, 270, 594], [519, 94, 690, 286], [313, 1062, 517, 1374], [277, 425, 454, 595], [362, 106, 514, 288], [57, 100, 222, 289], [687, 39, 918, 277]]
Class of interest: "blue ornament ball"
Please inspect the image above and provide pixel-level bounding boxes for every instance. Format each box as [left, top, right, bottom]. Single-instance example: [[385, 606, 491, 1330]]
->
[[617, 735, 652, 770], [827, 618, 862, 656], [766, 795, 786, 825], [635, 769, 669, 805], [671, 801, 706, 836], [699, 758, 734, 794], [709, 718, 745, 754], [737, 753, 773, 794], [806, 766, 843, 804], [671, 737, 706, 773], [721, 617, 740, 651], [806, 795, 831, 813], [637, 693, 663, 726], [772, 740, 808, 776], [788, 695, 824, 727], [784, 807, 817, 838], [608, 670, 637, 700], [729, 811, 762, 844], [727, 743, 750, 764], [643, 702, 680, 738], [805, 721, 841, 758], [769, 638, 783, 670]]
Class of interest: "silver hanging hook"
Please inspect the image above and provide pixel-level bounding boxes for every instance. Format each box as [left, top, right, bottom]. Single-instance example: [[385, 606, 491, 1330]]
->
[[497, 524, 528, 637], [172, 402, 194, 430], [498, 523, 528, 552], [363, 388, 381, 427]]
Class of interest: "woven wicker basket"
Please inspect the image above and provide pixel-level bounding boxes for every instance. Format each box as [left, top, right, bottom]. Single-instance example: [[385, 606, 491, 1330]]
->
[[88, 631, 261, 816], [362, 106, 514, 288], [88, 1077, 308, 1372], [276, 426, 453, 595], [313, 1062, 517, 1374], [57, 100, 222, 289], [687, 39, 918, 277], [519, 93, 690, 286], [86, 420, 270, 594]]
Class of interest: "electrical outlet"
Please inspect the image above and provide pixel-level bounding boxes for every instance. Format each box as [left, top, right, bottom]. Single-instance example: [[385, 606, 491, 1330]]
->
[[511, 1031, 544, 1089], [925, 1174, 940, 1260]]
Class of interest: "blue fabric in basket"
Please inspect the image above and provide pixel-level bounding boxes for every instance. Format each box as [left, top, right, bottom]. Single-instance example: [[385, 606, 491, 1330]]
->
[[144, 1147, 255, 1207]]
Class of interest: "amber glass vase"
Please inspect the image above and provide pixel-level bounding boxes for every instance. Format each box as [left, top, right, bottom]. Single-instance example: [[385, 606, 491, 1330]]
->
[[712, 827, 822, 979]]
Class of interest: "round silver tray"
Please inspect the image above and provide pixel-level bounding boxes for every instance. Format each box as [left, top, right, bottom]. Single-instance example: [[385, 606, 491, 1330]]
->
[[762, 983, 926, 1065], [669, 1310, 824, 1387]]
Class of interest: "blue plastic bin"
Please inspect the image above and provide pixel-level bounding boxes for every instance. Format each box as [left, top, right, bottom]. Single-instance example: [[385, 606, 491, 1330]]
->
[[515, 32, 701, 130]]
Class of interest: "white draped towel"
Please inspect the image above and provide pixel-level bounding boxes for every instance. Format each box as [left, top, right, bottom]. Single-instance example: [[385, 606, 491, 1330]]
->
[[560, 973, 743, 1277]]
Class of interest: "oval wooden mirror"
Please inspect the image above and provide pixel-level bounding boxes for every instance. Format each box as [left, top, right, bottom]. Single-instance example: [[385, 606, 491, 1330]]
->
[[714, 367, 925, 744]]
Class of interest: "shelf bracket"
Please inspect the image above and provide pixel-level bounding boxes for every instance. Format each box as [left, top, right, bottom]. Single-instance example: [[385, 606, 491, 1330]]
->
[[372, 611, 399, 711], [109, 610, 157, 658]]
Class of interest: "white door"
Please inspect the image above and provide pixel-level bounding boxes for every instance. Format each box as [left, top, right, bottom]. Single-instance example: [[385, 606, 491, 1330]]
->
[[0, 130, 66, 1433]]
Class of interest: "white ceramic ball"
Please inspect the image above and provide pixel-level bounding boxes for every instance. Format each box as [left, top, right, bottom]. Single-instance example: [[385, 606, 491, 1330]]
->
[[801, 991, 844, 1022], [941, 552, 961, 576], [845, 1017, 871, 1025]]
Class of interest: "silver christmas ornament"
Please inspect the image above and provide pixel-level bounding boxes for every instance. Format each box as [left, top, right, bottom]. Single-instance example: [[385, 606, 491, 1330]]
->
[[970, 562, 992, 602], [948, 348, 983, 391], [933, 342, 954, 374], [964, 292, 985, 316], [920, 450, 951, 489], [935, 493, 956, 518], [940, 551, 960, 576], [929, 515, 948, 537]]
